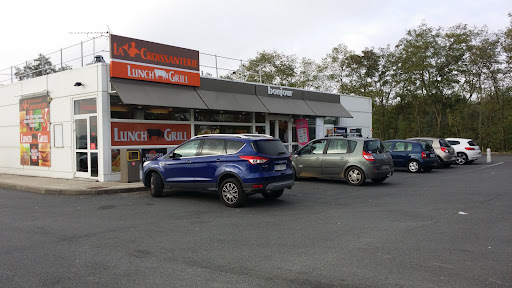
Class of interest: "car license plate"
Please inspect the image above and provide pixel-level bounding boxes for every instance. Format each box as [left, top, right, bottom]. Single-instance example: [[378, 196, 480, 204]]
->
[[274, 164, 286, 171], [382, 165, 390, 170], [430, 154, 436, 158]]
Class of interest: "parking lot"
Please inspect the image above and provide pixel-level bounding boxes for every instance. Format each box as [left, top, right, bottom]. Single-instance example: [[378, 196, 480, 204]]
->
[[1, 155, 511, 287]]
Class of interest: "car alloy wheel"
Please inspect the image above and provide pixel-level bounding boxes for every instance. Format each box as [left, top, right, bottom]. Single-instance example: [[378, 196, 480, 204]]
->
[[456, 153, 467, 165], [220, 178, 246, 207]]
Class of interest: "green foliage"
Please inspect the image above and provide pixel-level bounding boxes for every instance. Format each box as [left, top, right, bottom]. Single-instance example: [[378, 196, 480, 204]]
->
[[226, 16, 512, 151], [14, 53, 71, 80]]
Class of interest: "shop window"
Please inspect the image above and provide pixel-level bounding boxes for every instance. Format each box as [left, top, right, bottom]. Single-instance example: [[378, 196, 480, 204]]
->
[[145, 107, 190, 121], [195, 125, 251, 135], [74, 98, 97, 115], [324, 117, 338, 125], [255, 126, 265, 135], [255, 113, 265, 123], [110, 96, 135, 119], [194, 109, 252, 123]]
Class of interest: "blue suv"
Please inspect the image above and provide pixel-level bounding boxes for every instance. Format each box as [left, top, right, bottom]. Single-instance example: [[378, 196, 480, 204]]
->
[[143, 134, 295, 207]]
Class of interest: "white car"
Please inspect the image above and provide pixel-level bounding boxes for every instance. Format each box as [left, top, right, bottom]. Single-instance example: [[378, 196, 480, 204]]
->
[[446, 138, 482, 165]]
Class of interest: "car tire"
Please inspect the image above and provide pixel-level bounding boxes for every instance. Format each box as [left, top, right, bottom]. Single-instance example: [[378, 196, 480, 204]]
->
[[407, 160, 420, 173], [345, 167, 366, 186], [262, 189, 284, 199], [220, 178, 246, 208], [371, 177, 386, 183], [150, 172, 163, 197], [456, 153, 468, 165]]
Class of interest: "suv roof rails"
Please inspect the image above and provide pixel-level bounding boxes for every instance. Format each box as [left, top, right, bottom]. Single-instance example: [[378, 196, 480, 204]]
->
[[192, 134, 274, 139]]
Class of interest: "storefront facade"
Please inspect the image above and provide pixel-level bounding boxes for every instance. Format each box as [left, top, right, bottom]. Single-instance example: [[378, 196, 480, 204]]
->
[[0, 35, 372, 182]]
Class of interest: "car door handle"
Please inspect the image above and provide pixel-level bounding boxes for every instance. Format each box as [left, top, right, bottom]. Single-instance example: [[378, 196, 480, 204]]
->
[[216, 159, 221, 162], [187, 160, 192, 164]]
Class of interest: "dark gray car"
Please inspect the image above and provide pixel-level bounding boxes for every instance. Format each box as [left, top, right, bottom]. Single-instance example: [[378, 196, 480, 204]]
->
[[292, 137, 394, 186]]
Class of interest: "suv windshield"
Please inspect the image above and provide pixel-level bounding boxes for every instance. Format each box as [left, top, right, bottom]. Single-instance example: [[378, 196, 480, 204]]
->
[[252, 140, 289, 156], [364, 140, 385, 153]]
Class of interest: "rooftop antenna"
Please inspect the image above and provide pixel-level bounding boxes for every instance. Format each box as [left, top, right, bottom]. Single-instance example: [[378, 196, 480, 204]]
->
[[69, 25, 110, 38]]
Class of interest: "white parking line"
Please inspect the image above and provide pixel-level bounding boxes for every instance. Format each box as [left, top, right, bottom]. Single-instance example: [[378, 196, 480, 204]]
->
[[471, 162, 504, 170]]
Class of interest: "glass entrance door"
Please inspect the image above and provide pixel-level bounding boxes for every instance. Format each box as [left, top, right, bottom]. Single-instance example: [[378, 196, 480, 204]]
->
[[268, 115, 292, 151], [74, 116, 98, 178]]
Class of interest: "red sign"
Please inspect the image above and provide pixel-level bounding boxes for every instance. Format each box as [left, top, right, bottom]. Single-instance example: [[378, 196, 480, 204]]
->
[[110, 34, 200, 87], [294, 119, 310, 146], [110, 61, 200, 86], [20, 96, 51, 167], [111, 122, 191, 146]]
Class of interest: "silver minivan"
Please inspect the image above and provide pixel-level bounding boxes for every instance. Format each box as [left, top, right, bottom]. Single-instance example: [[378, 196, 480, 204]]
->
[[292, 137, 394, 186]]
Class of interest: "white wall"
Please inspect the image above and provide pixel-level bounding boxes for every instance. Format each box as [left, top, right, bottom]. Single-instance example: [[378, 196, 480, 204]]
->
[[0, 63, 108, 180], [339, 94, 373, 138]]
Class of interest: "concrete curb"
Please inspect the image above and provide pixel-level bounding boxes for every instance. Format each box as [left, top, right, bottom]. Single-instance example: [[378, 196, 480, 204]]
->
[[0, 182, 148, 196]]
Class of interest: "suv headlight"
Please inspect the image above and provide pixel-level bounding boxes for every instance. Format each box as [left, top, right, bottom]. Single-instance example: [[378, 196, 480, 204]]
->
[[143, 161, 150, 167]]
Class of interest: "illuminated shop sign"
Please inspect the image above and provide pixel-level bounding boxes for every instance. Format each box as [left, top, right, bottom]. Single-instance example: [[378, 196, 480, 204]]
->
[[110, 34, 200, 87]]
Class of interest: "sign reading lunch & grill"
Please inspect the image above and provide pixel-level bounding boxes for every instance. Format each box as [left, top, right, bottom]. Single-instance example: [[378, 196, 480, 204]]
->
[[110, 34, 200, 87]]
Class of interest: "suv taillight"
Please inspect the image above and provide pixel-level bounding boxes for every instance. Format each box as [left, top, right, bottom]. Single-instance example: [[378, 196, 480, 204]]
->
[[421, 151, 427, 159], [465, 147, 475, 150], [440, 147, 448, 153], [362, 151, 374, 161], [239, 156, 269, 164]]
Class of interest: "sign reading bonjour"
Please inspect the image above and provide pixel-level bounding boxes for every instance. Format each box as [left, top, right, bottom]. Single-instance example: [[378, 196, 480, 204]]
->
[[110, 34, 200, 87]]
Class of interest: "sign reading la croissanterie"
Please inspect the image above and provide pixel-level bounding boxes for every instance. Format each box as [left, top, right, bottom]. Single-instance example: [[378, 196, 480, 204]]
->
[[111, 122, 191, 146], [19, 96, 51, 167], [110, 34, 200, 87]]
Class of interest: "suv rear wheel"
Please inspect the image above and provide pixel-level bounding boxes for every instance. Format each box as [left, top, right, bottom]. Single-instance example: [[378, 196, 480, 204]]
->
[[220, 178, 246, 208], [346, 167, 366, 186]]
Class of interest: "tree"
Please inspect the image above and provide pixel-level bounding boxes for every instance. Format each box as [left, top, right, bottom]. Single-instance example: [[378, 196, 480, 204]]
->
[[15, 53, 71, 80]]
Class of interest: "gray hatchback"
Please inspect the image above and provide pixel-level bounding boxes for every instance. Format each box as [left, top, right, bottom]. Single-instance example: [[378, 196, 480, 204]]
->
[[292, 137, 394, 186]]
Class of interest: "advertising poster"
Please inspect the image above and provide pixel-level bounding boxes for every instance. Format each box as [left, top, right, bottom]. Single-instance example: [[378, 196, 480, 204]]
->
[[334, 127, 347, 135], [19, 96, 50, 167], [111, 149, 121, 172], [294, 119, 310, 146], [324, 124, 334, 136], [141, 148, 167, 166]]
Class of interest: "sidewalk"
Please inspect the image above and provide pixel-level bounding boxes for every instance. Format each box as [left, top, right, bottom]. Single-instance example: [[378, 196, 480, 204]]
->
[[0, 174, 147, 195]]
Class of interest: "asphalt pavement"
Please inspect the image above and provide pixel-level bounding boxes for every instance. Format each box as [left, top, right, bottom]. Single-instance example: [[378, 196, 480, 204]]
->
[[1, 155, 511, 287]]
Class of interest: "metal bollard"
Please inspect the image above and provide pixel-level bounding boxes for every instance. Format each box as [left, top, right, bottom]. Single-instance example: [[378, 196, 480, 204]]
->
[[487, 148, 491, 163]]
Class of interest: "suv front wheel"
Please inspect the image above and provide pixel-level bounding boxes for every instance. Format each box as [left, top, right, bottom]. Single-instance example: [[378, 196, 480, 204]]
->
[[219, 178, 247, 208], [150, 172, 163, 197]]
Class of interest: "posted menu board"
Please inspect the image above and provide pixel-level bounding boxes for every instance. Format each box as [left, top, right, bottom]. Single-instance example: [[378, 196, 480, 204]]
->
[[19, 96, 50, 167]]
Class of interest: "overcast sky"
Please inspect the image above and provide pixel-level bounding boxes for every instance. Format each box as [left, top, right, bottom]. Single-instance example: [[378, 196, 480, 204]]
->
[[1, 0, 511, 78]]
